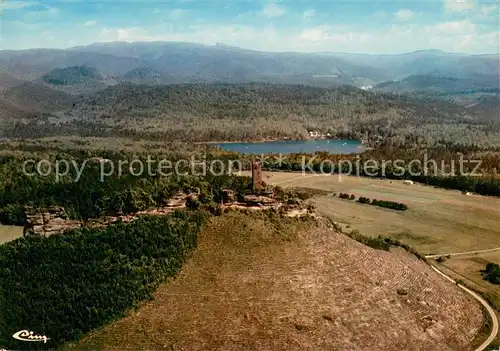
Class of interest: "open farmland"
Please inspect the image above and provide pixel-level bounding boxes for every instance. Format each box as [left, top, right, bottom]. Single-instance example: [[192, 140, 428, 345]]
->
[[434, 252, 500, 348], [255, 172, 500, 254], [438, 252, 500, 309], [0, 225, 23, 244], [70, 213, 483, 351]]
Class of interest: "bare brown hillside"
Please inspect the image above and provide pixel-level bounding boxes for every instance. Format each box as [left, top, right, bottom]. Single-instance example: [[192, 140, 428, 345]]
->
[[71, 213, 482, 351]]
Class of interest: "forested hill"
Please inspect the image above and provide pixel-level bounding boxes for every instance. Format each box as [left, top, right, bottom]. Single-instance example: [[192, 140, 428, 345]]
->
[[42, 65, 103, 86], [2, 82, 77, 112], [71, 83, 476, 127], [2, 83, 497, 148]]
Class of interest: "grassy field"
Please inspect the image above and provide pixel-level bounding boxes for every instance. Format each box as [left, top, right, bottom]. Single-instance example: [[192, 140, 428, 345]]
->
[[259, 171, 500, 331], [439, 252, 500, 309], [434, 253, 500, 348], [0, 225, 23, 244], [255, 172, 500, 254]]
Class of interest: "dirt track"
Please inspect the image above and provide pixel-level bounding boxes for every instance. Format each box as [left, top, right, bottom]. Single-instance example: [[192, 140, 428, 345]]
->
[[426, 248, 500, 259]]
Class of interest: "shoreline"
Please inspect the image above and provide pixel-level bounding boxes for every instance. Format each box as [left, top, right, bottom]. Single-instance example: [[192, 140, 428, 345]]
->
[[196, 137, 368, 145], [195, 138, 298, 145], [195, 138, 373, 154], [194, 137, 374, 154]]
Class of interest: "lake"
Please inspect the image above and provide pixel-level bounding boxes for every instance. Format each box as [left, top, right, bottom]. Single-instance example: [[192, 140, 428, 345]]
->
[[217, 139, 363, 155]]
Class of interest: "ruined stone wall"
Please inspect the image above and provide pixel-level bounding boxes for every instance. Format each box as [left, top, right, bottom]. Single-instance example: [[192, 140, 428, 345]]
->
[[24, 206, 83, 237]]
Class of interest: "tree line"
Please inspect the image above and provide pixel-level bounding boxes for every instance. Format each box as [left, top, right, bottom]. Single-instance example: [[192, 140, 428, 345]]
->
[[335, 193, 408, 211], [0, 148, 257, 225]]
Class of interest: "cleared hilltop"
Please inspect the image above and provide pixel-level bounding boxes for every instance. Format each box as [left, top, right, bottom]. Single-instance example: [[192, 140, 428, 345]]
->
[[71, 213, 483, 351]]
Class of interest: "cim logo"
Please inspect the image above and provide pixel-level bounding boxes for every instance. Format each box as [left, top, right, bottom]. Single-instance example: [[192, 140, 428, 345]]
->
[[12, 330, 50, 344]]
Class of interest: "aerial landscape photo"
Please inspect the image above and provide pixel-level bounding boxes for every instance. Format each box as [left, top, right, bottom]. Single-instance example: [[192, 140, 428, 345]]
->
[[0, 0, 499, 350]]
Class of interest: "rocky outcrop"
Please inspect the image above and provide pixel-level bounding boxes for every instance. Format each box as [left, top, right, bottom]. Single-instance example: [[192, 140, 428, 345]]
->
[[21, 191, 193, 237], [241, 194, 279, 207], [220, 189, 314, 217], [24, 206, 82, 237], [164, 191, 189, 208], [22, 189, 315, 237]]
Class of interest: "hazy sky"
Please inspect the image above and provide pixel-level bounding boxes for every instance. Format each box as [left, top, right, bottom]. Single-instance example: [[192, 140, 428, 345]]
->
[[0, 0, 498, 53]]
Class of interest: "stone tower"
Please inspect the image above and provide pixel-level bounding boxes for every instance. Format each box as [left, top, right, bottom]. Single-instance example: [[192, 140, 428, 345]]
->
[[252, 160, 263, 192]]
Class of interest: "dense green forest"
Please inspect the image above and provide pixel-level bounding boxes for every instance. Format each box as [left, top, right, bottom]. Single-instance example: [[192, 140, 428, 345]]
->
[[0, 148, 257, 223], [0, 212, 207, 350], [2, 84, 499, 149]]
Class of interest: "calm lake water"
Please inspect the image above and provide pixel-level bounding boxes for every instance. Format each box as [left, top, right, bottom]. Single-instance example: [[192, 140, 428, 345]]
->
[[217, 139, 363, 155]]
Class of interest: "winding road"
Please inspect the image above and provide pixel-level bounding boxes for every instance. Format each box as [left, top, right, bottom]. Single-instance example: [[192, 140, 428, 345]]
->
[[425, 254, 499, 351]]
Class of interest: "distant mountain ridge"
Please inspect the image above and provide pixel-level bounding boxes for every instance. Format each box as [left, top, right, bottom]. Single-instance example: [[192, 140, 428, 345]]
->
[[0, 42, 498, 91]]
